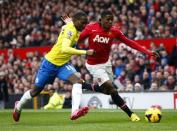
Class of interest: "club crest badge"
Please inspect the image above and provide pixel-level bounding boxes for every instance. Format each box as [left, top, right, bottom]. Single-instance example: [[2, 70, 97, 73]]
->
[[67, 31, 73, 38]]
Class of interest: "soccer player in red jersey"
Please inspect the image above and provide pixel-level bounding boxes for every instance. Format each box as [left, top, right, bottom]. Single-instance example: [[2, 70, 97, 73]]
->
[[63, 11, 159, 121]]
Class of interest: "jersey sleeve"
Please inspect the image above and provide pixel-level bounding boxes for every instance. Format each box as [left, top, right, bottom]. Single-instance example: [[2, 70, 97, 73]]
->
[[62, 25, 75, 42], [61, 38, 86, 55], [60, 25, 87, 55], [115, 29, 152, 56]]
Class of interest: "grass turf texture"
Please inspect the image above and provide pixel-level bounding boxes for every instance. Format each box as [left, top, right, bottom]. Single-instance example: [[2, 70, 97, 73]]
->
[[0, 109, 177, 131]]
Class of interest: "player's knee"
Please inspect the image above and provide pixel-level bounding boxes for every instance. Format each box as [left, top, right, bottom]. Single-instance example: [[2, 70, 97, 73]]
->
[[30, 87, 43, 97], [109, 88, 117, 95], [68, 74, 82, 84], [102, 89, 110, 95], [72, 79, 83, 84], [101, 86, 116, 95], [101, 82, 117, 95]]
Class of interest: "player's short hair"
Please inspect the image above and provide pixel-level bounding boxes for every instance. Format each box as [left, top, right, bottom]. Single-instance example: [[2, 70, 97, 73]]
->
[[101, 11, 113, 18], [49, 88, 55, 93], [72, 11, 87, 21]]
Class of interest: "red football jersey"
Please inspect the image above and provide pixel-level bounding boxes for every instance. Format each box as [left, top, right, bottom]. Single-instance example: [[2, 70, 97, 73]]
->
[[79, 22, 152, 65]]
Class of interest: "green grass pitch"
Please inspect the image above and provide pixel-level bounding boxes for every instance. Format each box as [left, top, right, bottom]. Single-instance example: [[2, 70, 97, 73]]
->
[[0, 109, 177, 131]]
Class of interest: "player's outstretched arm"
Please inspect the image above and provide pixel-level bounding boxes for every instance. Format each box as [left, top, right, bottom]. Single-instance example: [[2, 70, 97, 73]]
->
[[61, 38, 94, 56], [117, 31, 160, 59]]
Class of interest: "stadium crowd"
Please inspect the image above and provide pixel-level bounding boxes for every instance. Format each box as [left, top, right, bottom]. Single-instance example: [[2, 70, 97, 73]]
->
[[0, 0, 177, 49], [0, 0, 177, 95]]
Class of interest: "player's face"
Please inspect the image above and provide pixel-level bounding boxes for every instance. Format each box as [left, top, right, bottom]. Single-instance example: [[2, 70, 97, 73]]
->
[[101, 15, 113, 30], [49, 90, 54, 96], [75, 17, 88, 31]]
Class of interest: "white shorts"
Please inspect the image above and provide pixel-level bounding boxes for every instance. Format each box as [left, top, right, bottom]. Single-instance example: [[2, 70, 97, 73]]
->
[[86, 60, 113, 86]]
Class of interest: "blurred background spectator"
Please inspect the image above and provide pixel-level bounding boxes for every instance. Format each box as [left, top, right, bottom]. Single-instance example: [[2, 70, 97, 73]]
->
[[43, 87, 65, 110], [0, 0, 177, 49], [0, 71, 9, 109]]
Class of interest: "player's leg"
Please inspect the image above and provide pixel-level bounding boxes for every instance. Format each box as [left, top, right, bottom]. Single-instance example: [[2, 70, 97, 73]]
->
[[13, 59, 57, 122], [57, 64, 89, 120], [83, 63, 108, 93], [109, 84, 131, 115], [95, 65, 134, 118], [86, 62, 140, 121], [103, 66, 140, 121], [82, 81, 103, 93], [68, 74, 89, 120], [100, 81, 139, 121]]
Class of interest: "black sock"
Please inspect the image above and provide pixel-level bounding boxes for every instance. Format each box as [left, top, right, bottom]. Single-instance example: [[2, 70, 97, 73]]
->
[[82, 82, 103, 93], [111, 92, 133, 117]]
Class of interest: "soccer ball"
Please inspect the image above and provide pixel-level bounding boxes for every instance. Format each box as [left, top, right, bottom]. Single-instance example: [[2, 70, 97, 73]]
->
[[145, 107, 162, 123]]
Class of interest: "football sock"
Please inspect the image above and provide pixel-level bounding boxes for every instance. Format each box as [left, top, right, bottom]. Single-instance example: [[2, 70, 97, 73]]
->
[[16, 90, 32, 111], [72, 83, 82, 113], [82, 82, 103, 93], [111, 91, 133, 117]]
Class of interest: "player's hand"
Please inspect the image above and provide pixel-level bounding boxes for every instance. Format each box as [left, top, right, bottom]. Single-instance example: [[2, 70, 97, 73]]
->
[[151, 51, 160, 59], [86, 49, 95, 56], [61, 14, 72, 24]]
